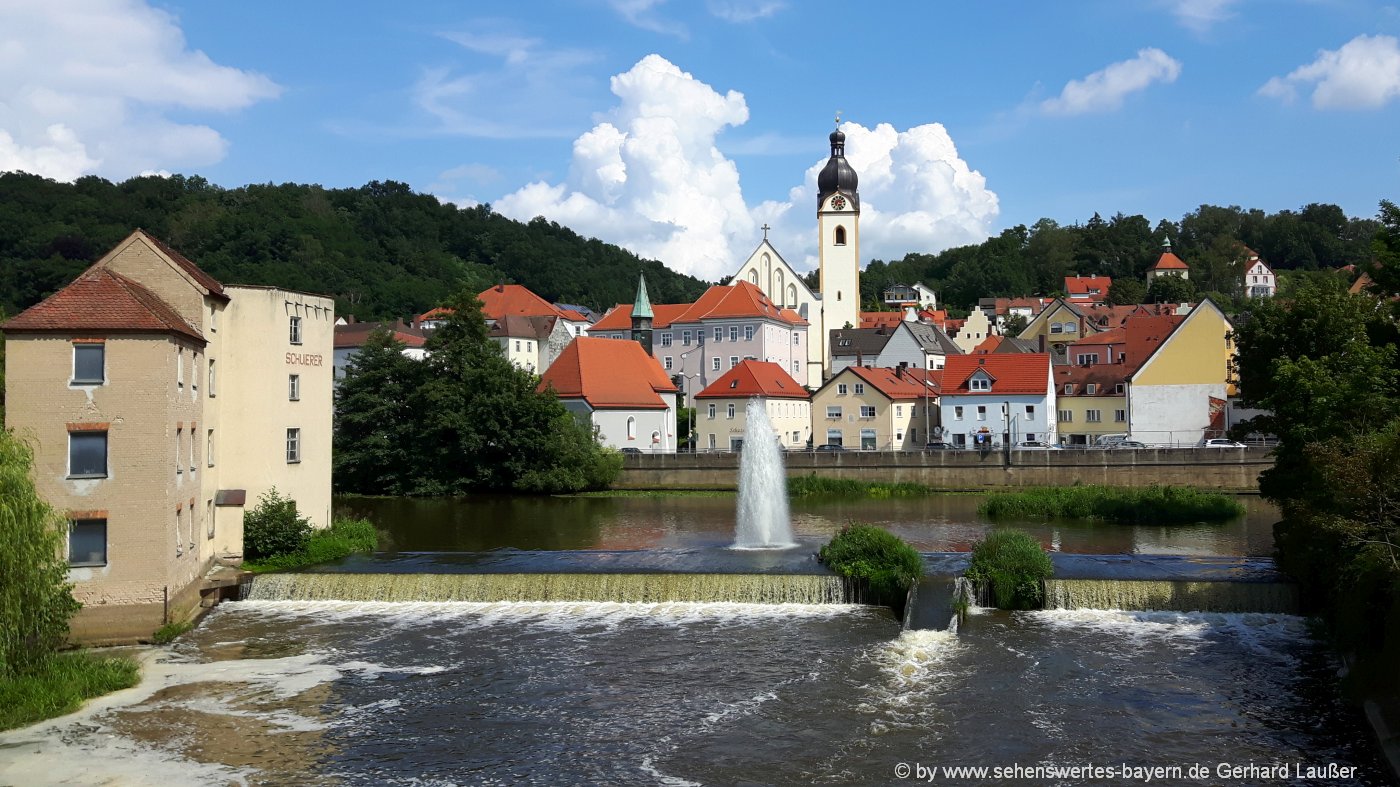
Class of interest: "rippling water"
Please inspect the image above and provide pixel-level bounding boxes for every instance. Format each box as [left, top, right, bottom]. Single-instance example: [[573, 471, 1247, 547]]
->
[[0, 601, 1387, 785]]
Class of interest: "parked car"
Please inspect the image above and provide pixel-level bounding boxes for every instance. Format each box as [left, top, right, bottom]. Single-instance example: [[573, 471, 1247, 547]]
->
[[1013, 441, 1059, 450], [620, 447, 643, 455], [1199, 438, 1247, 448], [1112, 440, 1148, 449], [924, 442, 951, 451], [816, 444, 847, 452]]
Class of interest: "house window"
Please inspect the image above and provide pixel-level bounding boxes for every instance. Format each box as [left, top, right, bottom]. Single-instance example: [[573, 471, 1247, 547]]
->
[[729, 356, 738, 368], [860, 406, 876, 418], [515, 340, 521, 352], [664, 356, 674, 370], [708, 434, 716, 450], [838, 384, 848, 395], [977, 406, 987, 421], [1086, 384, 1097, 395], [285, 374, 300, 401], [744, 326, 754, 341], [175, 428, 183, 475], [210, 305, 218, 332], [191, 353, 199, 394], [794, 361, 800, 375], [707, 404, 716, 420], [72, 343, 104, 384], [1050, 323, 1063, 334], [714, 327, 723, 342], [1086, 410, 1102, 423], [68, 431, 107, 478], [860, 428, 876, 449], [176, 348, 184, 389], [286, 428, 301, 463], [660, 333, 673, 347], [896, 405, 903, 418], [1059, 410, 1073, 422], [954, 406, 964, 420], [68, 518, 107, 567], [207, 429, 215, 467], [289, 316, 303, 345], [627, 418, 637, 440], [1116, 383, 1125, 394], [712, 357, 721, 371], [727, 404, 736, 419], [1115, 409, 1127, 422], [826, 429, 843, 446], [792, 431, 801, 444], [208, 359, 216, 397], [1076, 353, 1099, 365], [729, 326, 739, 342], [970, 377, 990, 391], [793, 332, 799, 345], [1026, 405, 1036, 419], [854, 383, 865, 395], [827, 406, 842, 419], [1025, 433, 1037, 442], [683, 330, 692, 345], [1063, 384, 1075, 395]]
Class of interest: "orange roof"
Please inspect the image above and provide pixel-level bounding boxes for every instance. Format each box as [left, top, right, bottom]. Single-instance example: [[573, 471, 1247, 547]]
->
[[695, 360, 808, 400], [418, 306, 454, 322], [1151, 251, 1189, 271], [1055, 364, 1130, 395], [835, 365, 929, 401], [860, 311, 903, 329], [475, 284, 574, 322], [919, 308, 948, 325], [1121, 314, 1185, 368], [334, 322, 427, 349], [941, 354, 1052, 396], [4, 267, 203, 342], [537, 337, 678, 409], [1064, 275, 1112, 300], [973, 335, 1003, 354], [589, 303, 693, 332], [674, 281, 806, 325]]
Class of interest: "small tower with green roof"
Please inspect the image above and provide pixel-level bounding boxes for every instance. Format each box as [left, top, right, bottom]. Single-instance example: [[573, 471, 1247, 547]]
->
[[631, 273, 654, 356]]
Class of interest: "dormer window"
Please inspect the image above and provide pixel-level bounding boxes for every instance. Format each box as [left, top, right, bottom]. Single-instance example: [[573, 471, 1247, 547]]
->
[[970, 377, 990, 392], [1064, 383, 1075, 395], [1086, 383, 1097, 395]]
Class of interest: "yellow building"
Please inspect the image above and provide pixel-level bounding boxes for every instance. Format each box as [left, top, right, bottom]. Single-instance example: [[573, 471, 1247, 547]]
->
[[1128, 299, 1236, 444], [809, 366, 935, 450], [3, 230, 333, 643], [694, 360, 810, 452], [1018, 298, 1093, 358]]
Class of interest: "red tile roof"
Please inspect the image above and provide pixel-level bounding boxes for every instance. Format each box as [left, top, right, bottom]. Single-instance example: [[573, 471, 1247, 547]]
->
[[589, 303, 693, 332], [1055, 364, 1130, 395], [538, 337, 678, 409], [418, 306, 455, 322], [941, 353, 1052, 396], [973, 335, 1003, 354], [4, 267, 203, 342], [137, 230, 227, 300], [837, 365, 929, 401], [674, 281, 806, 325], [334, 322, 427, 349], [860, 311, 903, 329], [1064, 275, 1112, 301], [696, 360, 808, 400], [474, 284, 580, 323], [1151, 250, 1190, 270]]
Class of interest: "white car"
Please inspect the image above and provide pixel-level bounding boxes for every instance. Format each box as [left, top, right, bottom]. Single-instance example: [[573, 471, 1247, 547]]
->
[[1200, 438, 1247, 448], [1013, 441, 1060, 450]]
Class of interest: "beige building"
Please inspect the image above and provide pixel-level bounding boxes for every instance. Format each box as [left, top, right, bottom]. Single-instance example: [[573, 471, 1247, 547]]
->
[[3, 230, 333, 643], [694, 360, 811, 452], [810, 365, 935, 450]]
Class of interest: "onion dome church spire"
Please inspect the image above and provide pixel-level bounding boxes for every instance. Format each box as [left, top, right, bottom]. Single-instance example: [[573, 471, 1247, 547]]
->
[[816, 116, 859, 212]]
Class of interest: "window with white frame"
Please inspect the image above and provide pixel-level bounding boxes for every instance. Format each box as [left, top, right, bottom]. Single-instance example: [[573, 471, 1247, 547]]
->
[[954, 406, 964, 420], [661, 333, 673, 347], [729, 356, 738, 368], [1063, 383, 1074, 395], [1086, 410, 1102, 423], [176, 348, 184, 390], [627, 417, 637, 440], [712, 357, 721, 370], [707, 404, 716, 419], [714, 327, 723, 342], [289, 374, 300, 401], [289, 315, 303, 345], [837, 384, 848, 395], [793, 332, 799, 345], [826, 429, 843, 446], [744, 325, 754, 341], [1115, 409, 1126, 422], [729, 326, 739, 342], [976, 405, 988, 420], [860, 405, 876, 418], [286, 428, 301, 463], [664, 356, 673, 370], [827, 406, 842, 419], [1050, 322, 1063, 334], [175, 428, 182, 475], [854, 383, 865, 395], [727, 404, 735, 419], [970, 377, 990, 391], [207, 429, 215, 467], [1085, 383, 1097, 395], [1115, 383, 1125, 394], [1076, 353, 1099, 365], [682, 330, 691, 345], [72, 342, 104, 384], [895, 405, 902, 417], [208, 359, 216, 397], [1059, 410, 1073, 422]]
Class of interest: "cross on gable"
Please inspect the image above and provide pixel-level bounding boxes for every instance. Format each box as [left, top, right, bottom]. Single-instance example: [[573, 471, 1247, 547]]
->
[[761, 223, 770, 240]]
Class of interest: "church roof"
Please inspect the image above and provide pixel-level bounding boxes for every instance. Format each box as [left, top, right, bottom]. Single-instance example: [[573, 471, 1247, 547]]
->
[[537, 337, 677, 410], [590, 303, 693, 332], [631, 274, 653, 320], [816, 127, 860, 210], [673, 281, 806, 325]]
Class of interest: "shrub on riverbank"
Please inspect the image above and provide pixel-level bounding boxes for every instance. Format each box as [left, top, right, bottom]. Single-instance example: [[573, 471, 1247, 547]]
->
[[0, 651, 139, 731], [818, 524, 923, 610], [242, 515, 380, 573], [978, 485, 1245, 524], [788, 475, 934, 499], [965, 529, 1054, 610]]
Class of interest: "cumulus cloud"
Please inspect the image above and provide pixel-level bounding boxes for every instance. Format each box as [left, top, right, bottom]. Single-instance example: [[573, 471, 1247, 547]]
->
[[1258, 34, 1400, 109], [495, 55, 998, 281], [0, 0, 279, 181], [1041, 49, 1182, 115], [1165, 0, 1239, 34]]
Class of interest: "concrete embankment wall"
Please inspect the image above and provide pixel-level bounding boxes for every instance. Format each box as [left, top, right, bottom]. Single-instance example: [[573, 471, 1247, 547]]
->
[[617, 447, 1272, 492]]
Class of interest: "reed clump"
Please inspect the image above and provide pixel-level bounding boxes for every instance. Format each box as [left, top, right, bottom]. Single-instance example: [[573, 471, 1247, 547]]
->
[[964, 529, 1054, 610], [788, 475, 934, 499], [978, 485, 1245, 524]]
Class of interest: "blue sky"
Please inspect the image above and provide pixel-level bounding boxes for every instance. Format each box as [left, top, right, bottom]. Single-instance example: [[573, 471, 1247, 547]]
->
[[2, 0, 1399, 280]]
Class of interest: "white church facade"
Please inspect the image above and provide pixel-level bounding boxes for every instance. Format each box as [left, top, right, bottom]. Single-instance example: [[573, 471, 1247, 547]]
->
[[731, 127, 863, 389]]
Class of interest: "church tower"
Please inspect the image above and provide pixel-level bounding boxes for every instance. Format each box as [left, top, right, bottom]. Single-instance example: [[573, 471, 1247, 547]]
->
[[630, 273, 654, 356], [817, 124, 860, 366]]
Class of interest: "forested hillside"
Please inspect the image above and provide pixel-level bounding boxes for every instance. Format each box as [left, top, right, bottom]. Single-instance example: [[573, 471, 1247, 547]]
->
[[862, 204, 1381, 310], [0, 173, 709, 319]]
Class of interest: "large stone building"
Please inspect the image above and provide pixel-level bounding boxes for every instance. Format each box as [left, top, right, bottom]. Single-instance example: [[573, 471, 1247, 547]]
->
[[3, 230, 333, 642]]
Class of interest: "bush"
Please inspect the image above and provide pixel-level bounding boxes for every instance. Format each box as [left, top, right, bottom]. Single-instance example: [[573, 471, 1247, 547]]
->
[[965, 529, 1054, 610], [978, 485, 1245, 524], [242, 489, 312, 561], [0, 430, 81, 678], [242, 515, 380, 573], [817, 524, 924, 611], [0, 652, 139, 731], [152, 621, 193, 645], [787, 475, 934, 499]]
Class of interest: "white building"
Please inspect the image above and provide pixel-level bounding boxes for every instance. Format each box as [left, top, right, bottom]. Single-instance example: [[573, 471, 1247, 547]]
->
[[938, 354, 1056, 449], [537, 336, 679, 453]]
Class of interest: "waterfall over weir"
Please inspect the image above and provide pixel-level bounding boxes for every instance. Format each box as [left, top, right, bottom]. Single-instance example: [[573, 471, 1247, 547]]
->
[[1044, 578, 1299, 614], [244, 572, 860, 605]]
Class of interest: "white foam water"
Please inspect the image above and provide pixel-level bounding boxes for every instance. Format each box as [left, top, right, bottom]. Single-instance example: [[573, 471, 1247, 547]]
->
[[733, 398, 796, 549]]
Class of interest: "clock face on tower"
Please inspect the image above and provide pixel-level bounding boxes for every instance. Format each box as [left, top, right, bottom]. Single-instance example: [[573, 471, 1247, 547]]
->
[[830, 195, 846, 211]]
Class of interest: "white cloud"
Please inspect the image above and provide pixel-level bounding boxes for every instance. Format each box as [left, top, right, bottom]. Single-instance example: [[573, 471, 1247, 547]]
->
[[607, 0, 688, 38], [1165, 0, 1239, 34], [416, 27, 601, 138], [0, 0, 279, 181], [1258, 34, 1400, 109], [707, 0, 787, 23], [1041, 49, 1182, 115], [495, 55, 998, 281]]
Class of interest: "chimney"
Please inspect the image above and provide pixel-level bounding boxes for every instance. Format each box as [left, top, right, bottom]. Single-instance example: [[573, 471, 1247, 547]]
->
[[1038, 335, 1046, 353], [496, 284, 505, 293]]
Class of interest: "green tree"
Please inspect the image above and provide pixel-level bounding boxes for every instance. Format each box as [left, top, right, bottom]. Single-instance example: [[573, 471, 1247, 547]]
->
[[1107, 278, 1147, 305], [333, 330, 426, 495], [1146, 274, 1196, 303], [1370, 199, 1400, 300], [0, 430, 81, 677]]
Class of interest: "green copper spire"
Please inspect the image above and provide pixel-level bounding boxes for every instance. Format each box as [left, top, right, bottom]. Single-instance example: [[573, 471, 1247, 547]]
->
[[631, 273, 654, 319]]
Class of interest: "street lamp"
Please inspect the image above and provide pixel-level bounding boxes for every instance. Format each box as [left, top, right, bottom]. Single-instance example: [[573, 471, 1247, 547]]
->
[[674, 371, 704, 452]]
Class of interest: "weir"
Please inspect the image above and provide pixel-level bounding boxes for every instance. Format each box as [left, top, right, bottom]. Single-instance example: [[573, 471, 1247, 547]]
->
[[1044, 578, 1299, 614], [244, 571, 859, 605]]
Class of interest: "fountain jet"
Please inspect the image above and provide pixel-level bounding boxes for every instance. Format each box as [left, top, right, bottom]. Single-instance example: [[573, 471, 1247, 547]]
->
[[733, 398, 797, 549]]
